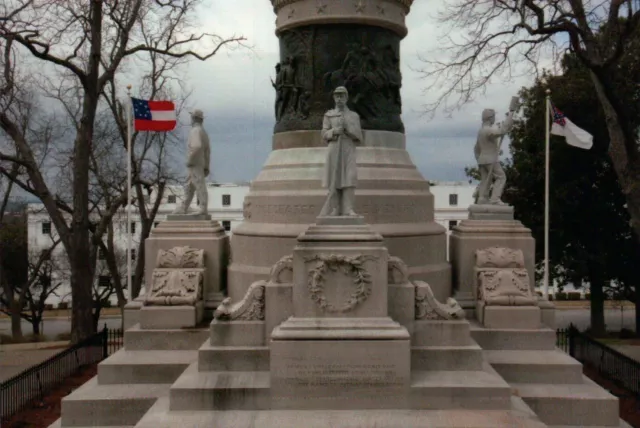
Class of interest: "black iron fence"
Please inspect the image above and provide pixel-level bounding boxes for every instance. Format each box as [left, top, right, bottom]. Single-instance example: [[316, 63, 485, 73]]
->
[[0, 324, 124, 422], [557, 325, 640, 396]]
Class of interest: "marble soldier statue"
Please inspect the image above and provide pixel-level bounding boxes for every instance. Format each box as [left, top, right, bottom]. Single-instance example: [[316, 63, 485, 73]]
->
[[172, 109, 211, 215], [474, 105, 516, 205], [320, 86, 363, 216]]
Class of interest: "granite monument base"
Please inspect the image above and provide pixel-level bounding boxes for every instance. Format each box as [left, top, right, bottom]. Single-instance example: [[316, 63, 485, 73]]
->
[[449, 219, 535, 317], [139, 302, 204, 329], [145, 217, 229, 312], [270, 317, 410, 410]]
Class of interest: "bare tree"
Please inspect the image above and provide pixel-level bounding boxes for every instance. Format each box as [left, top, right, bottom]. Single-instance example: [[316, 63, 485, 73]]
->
[[417, 0, 640, 240], [0, 0, 246, 343]]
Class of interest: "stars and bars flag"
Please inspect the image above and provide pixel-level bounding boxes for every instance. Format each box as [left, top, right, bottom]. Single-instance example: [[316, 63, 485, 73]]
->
[[549, 101, 593, 150], [131, 97, 177, 132]]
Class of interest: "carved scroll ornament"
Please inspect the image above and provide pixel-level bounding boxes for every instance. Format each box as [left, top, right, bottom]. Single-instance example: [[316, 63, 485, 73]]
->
[[213, 280, 267, 321], [475, 247, 536, 306], [388, 256, 409, 285], [415, 281, 465, 320], [156, 246, 204, 269], [270, 254, 294, 284], [146, 246, 206, 306]]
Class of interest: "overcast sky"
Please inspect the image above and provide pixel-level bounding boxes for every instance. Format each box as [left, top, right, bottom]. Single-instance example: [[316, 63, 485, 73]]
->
[[146, 0, 534, 184]]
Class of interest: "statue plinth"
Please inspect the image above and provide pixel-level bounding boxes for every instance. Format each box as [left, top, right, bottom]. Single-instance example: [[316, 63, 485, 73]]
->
[[145, 218, 229, 312], [469, 204, 514, 220], [270, 217, 410, 409]]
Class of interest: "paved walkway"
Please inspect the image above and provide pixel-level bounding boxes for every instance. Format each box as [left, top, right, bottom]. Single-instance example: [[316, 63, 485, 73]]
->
[[0, 347, 64, 382]]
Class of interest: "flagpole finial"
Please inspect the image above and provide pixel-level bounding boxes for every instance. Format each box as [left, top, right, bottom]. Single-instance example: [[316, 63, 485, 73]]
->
[[126, 84, 132, 96], [545, 88, 551, 96]]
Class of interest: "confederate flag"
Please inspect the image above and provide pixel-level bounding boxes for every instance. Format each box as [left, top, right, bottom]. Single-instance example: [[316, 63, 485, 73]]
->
[[131, 98, 177, 132]]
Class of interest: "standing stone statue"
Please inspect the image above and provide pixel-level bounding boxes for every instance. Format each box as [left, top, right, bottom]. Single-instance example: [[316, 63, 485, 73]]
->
[[172, 109, 210, 215], [474, 108, 515, 205], [319, 86, 363, 216]]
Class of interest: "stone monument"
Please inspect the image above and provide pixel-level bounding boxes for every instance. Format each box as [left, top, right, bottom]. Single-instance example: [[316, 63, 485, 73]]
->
[[228, 0, 452, 306], [141, 108, 228, 315], [51, 1, 627, 427], [172, 109, 210, 216], [319, 86, 363, 217]]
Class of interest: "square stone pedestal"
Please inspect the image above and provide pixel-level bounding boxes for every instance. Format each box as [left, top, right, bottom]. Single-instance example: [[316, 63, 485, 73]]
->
[[270, 317, 410, 410], [145, 216, 229, 310], [476, 303, 540, 329], [139, 302, 204, 329], [450, 217, 535, 316]]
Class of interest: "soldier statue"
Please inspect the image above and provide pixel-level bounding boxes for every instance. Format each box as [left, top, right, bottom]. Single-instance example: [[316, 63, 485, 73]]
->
[[319, 86, 363, 216], [172, 109, 211, 215], [474, 107, 515, 205]]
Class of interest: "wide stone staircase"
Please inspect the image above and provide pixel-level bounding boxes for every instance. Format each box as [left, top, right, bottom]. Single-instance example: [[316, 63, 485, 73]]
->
[[470, 321, 631, 428], [49, 318, 633, 428], [48, 324, 209, 428]]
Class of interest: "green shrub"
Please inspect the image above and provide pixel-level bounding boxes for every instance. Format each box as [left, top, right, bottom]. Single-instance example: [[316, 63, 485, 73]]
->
[[584, 293, 591, 300], [55, 332, 71, 342], [57, 302, 69, 310], [567, 292, 581, 301], [555, 292, 567, 301], [101, 300, 112, 308], [619, 328, 635, 339], [44, 304, 54, 310]]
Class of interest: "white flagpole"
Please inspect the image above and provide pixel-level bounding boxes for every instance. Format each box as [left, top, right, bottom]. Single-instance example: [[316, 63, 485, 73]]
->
[[543, 89, 551, 300], [126, 85, 132, 299]]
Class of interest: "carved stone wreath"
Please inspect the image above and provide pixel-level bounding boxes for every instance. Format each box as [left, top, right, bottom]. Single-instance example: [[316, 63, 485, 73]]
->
[[305, 254, 377, 313]]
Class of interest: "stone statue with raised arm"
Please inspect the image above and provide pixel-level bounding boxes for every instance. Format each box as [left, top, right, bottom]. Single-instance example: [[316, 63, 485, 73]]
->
[[172, 109, 210, 215], [319, 86, 363, 216], [474, 97, 520, 205]]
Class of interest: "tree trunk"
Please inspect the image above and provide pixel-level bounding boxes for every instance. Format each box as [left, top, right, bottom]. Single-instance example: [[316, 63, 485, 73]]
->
[[10, 298, 23, 341], [588, 267, 607, 337], [635, 280, 640, 337], [69, 263, 96, 343], [31, 315, 41, 335]]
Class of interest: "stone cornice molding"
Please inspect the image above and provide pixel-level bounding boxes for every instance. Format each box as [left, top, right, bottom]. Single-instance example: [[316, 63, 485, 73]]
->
[[269, 0, 414, 37]]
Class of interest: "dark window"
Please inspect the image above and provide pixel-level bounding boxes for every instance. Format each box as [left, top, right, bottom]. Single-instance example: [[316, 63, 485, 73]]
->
[[42, 222, 51, 234], [131, 249, 136, 260], [167, 195, 177, 203], [449, 220, 458, 230], [130, 222, 136, 233], [449, 194, 458, 206], [222, 194, 231, 206], [222, 220, 231, 231], [98, 275, 111, 288], [98, 248, 106, 260]]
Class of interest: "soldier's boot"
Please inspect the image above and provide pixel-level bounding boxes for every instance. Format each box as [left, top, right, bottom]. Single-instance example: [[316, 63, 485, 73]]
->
[[341, 187, 357, 216]]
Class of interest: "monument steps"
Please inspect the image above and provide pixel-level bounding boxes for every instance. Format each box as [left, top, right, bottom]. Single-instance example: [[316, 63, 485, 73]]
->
[[123, 324, 209, 351], [97, 349, 197, 384], [198, 341, 270, 371], [411, 344, 484, 371], [135, 396, 549, 428], [169, 363, 270, 411], [48, 419, 134, 428], [512, 377, 620, 426], [469, 322, 556, 350], [60, 377, 170, 426], [409, 369, 511, 410], [484, 350, 584, 384]]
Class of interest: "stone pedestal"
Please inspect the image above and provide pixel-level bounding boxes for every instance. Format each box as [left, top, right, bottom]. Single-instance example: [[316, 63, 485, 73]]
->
[[469, 204, 514, 220], [270, 216, 411, 409], [139, 302, 204, 329], [449, 217, 535, 316], [145, 216, 229, 310]]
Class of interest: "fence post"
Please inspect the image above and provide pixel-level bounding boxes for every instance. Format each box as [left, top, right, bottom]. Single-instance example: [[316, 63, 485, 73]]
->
[[102, 323, 108, 359], [568, 323, 576, 357]]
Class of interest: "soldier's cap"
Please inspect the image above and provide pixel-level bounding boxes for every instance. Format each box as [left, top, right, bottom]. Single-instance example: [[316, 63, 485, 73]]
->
[[191, 109, 204, 119], [333, 86, 348, 95], [481, 109, 495, 121]]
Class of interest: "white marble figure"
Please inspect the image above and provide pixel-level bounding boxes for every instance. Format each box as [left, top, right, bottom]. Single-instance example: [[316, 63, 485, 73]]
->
[[172, 109, 211, 215], [319, 86, 363, 216], [474, 108, 515, 205]]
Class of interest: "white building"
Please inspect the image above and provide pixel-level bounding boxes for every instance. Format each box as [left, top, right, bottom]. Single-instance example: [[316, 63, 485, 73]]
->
[[26, 182, 250, 306], [26, 180, 479, 307], [430, 181, 477, 260]]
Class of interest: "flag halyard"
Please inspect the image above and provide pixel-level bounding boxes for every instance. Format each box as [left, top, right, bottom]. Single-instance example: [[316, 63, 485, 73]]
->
[[131, 97, 177, 132]]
